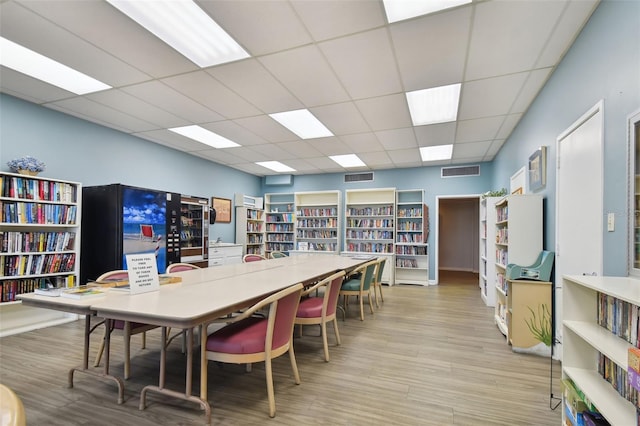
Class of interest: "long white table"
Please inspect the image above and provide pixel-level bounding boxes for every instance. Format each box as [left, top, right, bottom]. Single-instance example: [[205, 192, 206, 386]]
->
[[18, 254, 371, 424]]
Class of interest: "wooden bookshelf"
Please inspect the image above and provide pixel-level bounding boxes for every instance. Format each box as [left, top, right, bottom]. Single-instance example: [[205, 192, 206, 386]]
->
[[0, 171, 81, 336]]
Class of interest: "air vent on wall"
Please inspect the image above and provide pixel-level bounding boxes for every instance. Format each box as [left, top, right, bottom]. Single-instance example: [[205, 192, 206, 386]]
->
[[344, 172, 374, 183], [441, 165, 480, 178]]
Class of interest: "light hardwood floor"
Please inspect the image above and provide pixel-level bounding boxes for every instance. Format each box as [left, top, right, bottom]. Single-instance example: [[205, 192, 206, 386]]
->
[[0, 279, 562, 425]]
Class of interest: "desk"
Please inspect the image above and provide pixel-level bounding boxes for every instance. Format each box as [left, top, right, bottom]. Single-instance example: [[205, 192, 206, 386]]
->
[[19, 254, 370, 424]]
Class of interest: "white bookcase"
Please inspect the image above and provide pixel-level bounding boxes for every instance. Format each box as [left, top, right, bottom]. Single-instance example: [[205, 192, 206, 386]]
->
[[342, 188, 395, 285], [494, 195, 542, 335], [263, 193, 295, 256], [291, 190, 340, 254], [395, 189, 428, 285], [562, 274, 638, 426], [479, 196, 501, 306], [0, 172, 81, 337]]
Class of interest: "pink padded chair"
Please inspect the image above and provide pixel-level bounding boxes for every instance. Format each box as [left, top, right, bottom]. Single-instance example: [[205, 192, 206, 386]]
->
[[200, 283, 304, 418], [294, 270, 345, 362], [93, 270, 158, 379], [166, 262, 200, 272], [243, 254, 267, 262]]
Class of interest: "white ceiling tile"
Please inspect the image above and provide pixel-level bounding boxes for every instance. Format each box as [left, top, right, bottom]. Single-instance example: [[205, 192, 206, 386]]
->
[[259, 45, 351, 107], [390, 6, 471, 91], [496, 114, 522, 140], [320, 28, 402, 99], [310, 102, 371, 135], [304, 156, 345, 171], [388, 148, 422, 166], [275, 141, 324, 158], [249, 143, 297, 160], [414, 122, 456, 146], [230, 162, 272, 176], [1, 67, 73, 103], [309, 137, 353, 156], [192, 148, 245, 165], [206, 59, 302, 114], [375, 128, 417, 150], [292, 0, 385, 41], [198, 0, 312, 56], [485, 139, 506, 160], [359, 151, 394, 168], [233, 115, 298, 143], [453, 140, 494, 159], [356, 94, 412, 131], [511, 68, 553, 114], [340, 133, 385, 153], [466, 1, 566, 80], [201, 120, 269, 147], [455, 117, 505, 143], [133, 129, 210, 152], [222, 147, 267, 163], [458, 72, 529, 120], [281, 158, 320, 173]]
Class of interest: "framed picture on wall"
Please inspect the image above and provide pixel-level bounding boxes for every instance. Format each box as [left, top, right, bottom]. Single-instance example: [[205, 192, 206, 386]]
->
[[528, 146, 547, 192], [211, 197, 232, 223]]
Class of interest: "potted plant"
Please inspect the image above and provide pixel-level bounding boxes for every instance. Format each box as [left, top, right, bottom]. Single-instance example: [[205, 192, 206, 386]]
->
[[7, 156, 46, 176]]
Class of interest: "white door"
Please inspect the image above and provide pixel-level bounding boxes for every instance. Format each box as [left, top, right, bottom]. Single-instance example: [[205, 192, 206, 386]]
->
[[555, 101, 604, 355]]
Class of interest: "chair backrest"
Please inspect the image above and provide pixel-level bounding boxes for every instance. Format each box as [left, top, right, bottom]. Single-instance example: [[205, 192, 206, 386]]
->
[[243, 254, 267, 262], [166, 262, 201, 273], [359, 260, 378, 291], [375, 257, 386, 283], [266, 284, 304, 351], [323, 271, 346, 317], [96, 269, 129, 282], [270, 251, 287, 259]]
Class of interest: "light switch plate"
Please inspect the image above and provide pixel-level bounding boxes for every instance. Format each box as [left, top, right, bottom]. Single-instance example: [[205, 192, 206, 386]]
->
[[607, 212, 615, 232]]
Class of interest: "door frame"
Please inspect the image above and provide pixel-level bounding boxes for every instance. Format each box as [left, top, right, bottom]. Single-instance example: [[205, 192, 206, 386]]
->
[[435, 194, 481, 285]]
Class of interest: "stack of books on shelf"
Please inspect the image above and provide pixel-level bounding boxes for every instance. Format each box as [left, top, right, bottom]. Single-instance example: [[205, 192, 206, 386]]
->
[[562, 378, 606, 426]]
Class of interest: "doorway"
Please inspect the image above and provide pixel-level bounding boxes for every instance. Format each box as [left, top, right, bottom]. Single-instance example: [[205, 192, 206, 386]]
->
[[436, 196, 480, 285]]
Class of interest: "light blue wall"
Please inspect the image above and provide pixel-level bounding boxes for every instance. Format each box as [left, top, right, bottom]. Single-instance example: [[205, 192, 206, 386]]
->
[[0, 95, 262, 243], [491, 0, 640, 276], [261, 164, 495, 278]]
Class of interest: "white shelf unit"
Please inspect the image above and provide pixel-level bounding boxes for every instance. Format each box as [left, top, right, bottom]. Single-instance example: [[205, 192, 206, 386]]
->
[[0, 172, 81, 337], [264, 193, 295, 256], [343, 188, 395, 285], [395, 189, 428, 286], [235, 206, 265, 256], [493, 195, 542, 334], [562, 274, 639, 426], [291, 190, 340, 254], [479, 196, 501, 306]]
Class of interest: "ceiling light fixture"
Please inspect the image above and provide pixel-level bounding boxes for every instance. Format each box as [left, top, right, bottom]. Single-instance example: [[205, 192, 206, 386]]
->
[[269, 109, 334, 139], [106, 0, 249, 68], [329, 154, 367, 168], [169, 125, 240, 148], [406, 83, 461, 126], [420, 145, 453, 162], [383, 0, 472, 23], [256, 161, 296, 173], [0, 37, 111, 95]]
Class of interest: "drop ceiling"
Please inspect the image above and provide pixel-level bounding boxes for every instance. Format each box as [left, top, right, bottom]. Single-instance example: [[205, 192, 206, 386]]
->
[[0, 0, 599, 176]]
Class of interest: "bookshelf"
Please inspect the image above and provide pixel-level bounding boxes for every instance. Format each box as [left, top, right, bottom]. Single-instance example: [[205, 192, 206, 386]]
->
[[342, 188, 395, 285], [479, 196, 500, 306], [562, 275, 639, 426], [395, 189, 428, 285], [264, 193, 295, 256], [494, 195, 542, 335], [291, 190, 340, 254], [235, 206, 265, 257], [0, 171, 81, 337], [179, 195, 208, 268]]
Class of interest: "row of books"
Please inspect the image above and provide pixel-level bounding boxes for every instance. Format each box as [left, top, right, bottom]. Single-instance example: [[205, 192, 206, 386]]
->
[[246, 235, 263, 244], [265, 243, 292, 251], [1, 176, 77, 203], [1, 231, 76, 253], [1, 276, 73, 302], [397, 207, 422, 218], [246, 210, 264, 220], [396, 258, 418, 268], [346, 206, 393, 216], [346, 218, 394, 228], [497, 272, 507, 294], [266, 213, 294, 223], [266, 234, 294, 242], [296, 242, 336, 251], [296, 218, 337, 228], [346, 230, 393, 240], [1, 253, 76, 277], [597, 292, 640, 347], [296, 208, 337, 217], [395, 246, 427, 255], [496, 249, 508, 266], [496, 228, 508, 244], [496, 205, 509, 222], [396, 233, 423, 243], [2, 201, 78, 225], [345, 243, 393, 253], [246, 224, 263, 232], [397, 222, 423, 231], [599, 353, 639, 407], [266, 223, 293, 232], [296, 230, 337, 239]]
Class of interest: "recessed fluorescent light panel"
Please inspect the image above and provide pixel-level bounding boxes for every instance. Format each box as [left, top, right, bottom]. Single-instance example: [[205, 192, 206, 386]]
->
[[0, 37, 111, 95], [256, 161, 296, 173], [169, 125, 240, 148], [269, 109, 334, 140], [420, 145, 453, 162], [107, 0, 249, 68], [330, 154, 367, 168], [383, 0, 472, 23], [406, 83, 461, 126]]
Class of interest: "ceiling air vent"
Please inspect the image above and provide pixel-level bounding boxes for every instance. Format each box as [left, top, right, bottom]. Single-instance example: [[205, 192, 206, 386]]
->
[[344, 172, 374, 183], [441, 165, 480, 178]]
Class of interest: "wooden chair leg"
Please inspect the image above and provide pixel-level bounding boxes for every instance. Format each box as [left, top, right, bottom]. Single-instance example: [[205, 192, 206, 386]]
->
[[359, 294, 364, 321], [289, 344, 301, 385], [321, 321, 329, 362], [368, 291, 375, 315], [266, 357, 276, 418], [378, 283, 384, 303], [332, 318, 341, 346]]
